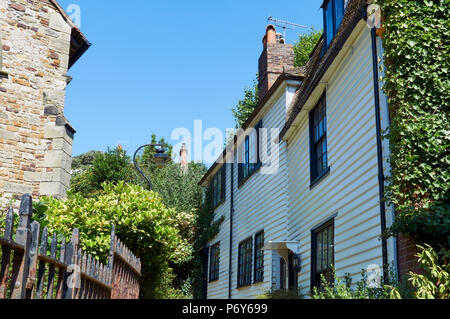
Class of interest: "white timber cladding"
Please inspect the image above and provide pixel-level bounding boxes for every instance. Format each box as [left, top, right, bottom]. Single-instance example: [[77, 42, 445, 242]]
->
[[286, 25, 385, 296], [207, 82, 300, 299], [206, 21, 390, 299]]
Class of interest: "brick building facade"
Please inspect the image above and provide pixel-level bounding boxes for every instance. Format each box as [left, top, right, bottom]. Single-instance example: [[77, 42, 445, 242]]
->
[[0, 0, 90, 204]]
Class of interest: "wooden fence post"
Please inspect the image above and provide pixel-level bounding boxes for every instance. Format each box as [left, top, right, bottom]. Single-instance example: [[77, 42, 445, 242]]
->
[[10, 194, 33, 299]]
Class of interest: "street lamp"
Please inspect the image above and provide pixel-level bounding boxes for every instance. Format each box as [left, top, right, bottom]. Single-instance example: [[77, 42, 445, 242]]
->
[[133, 143, 170, 190]]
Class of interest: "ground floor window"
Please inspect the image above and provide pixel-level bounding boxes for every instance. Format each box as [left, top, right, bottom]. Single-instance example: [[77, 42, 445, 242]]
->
[[209, 242, 220, 282], [238, 238, 253, 287], [311, 219, 335, 289], [254, 231, 264, 283]]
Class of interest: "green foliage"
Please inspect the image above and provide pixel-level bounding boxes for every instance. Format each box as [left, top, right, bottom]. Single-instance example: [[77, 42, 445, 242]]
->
[[230, 75, 259, 129], [71, 150, 103, 172], [257, 289, 303, 299], [408, 244, 450, 299], [293, 27, 323, 67], [311, 265, 401, 299], [146, 162, 207, 217], [390, 245, 450, 299], [191, 188, 224, 299], [71, 147, 138, 197], [138, 134, 174, 175], [378, 0, 450, 250], [33, 182, 191, 299], [230, 28, 323, 128]]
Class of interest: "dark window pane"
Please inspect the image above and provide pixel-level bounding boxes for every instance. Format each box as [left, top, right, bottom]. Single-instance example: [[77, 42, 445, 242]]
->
[[334, 0, 344, 33], [325, 2, 334, 47], [238, 238, 253, 287], [313, 221, 335, 288]]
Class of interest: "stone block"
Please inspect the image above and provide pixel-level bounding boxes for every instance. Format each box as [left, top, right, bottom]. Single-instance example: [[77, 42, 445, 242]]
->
[[39, 181, 66, 197], [49, 12, 71, 34], [0, 128, 18, 140], [4, 181, 32, 194], [44, 124, 65, 139], [52, 137, 72, 156]]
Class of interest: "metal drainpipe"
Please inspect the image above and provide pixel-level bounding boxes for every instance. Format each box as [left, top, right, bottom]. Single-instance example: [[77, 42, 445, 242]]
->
[[228, 162, 234, 299], [370, 20, 389, 281]]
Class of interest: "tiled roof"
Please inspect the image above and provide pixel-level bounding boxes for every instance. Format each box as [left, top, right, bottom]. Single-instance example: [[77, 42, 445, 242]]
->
[[280, 0, 365, 140]]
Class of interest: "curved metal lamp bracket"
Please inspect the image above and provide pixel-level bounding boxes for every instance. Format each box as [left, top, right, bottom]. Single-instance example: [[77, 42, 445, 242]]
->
[[133, 143, 166, 190]]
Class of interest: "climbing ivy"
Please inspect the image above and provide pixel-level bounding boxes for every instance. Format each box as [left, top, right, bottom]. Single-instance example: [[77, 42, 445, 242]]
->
[[191, 188, 224, 298], [378, 0, 450, 253]]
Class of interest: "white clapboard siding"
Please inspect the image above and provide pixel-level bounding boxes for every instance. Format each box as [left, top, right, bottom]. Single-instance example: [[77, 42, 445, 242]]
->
[[231, 90, 289, 299], [207, 162, 232, 299], [287, 26, 384, 296], [207, 83, 299, 299]]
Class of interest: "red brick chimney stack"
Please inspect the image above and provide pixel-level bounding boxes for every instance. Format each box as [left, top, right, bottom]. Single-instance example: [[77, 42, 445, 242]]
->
[[180, 143, 188, 173], [258, 25, 295, 101]]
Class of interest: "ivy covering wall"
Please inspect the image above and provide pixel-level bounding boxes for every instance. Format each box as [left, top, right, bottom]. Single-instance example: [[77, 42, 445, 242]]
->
[[378, 0, 450, 254]]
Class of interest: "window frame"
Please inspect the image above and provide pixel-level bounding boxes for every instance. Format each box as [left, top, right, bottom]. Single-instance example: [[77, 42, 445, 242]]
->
[[322, 0, 345, 52], [309, 94, 330, 187], [238, 121, 263, 187], [210, 165, 226, 209], [254, 231, 265, 283], [237, 237, 253, 288], [209, 242, 220, 283], [311, 218, 335, 290]]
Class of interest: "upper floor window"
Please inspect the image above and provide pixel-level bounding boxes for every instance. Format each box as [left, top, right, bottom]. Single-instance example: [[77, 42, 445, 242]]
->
[[211, 165, 226, 209], [254, 231, 265, 283], [238, 121, 263, 186], [311, 219, 335, 289], [322, 0, 345, 49], [309, 94, 329, 184], [238, 237, 253, 287], [209, 242, 220, 282]]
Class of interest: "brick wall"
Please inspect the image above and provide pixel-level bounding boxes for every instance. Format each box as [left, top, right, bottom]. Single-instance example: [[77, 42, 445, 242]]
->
[[0, 0, 76, 205], [397, 234, 421, 281], [258, 25, 294, 101]]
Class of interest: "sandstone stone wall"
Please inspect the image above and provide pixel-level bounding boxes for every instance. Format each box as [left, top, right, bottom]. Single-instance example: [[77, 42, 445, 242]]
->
[[0, 0, 76, 206]]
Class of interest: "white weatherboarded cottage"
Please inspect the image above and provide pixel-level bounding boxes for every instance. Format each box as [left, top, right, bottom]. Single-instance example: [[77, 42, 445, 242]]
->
[[199, 0, 396, 299]]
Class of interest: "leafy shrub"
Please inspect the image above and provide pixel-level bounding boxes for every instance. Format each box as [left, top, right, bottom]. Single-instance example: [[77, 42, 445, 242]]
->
[[191, 188, 224, 299], [311, 268, 395, 299], [33, 181, 192, 299], [70, 147, 139, 197], [257, 289, 303, 299], [378, 0, 450, 250], [293, 27, 323, 67], [391, 244, 450, 299]]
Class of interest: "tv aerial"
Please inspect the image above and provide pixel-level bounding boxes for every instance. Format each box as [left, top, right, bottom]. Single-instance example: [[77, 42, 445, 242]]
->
[[267, 16, 308, 41]]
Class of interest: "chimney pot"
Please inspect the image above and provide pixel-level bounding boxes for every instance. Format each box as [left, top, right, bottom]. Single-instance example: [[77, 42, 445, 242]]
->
[[266, 24, 276, 44], [180, 143, 188, 173]]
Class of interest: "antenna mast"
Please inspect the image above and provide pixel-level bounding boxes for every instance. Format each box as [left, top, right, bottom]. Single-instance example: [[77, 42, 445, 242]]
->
[[267, 16, 308, 40]]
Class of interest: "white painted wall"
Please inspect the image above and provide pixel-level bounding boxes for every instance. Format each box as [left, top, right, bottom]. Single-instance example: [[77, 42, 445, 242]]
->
[[286, 27, 385, 296]]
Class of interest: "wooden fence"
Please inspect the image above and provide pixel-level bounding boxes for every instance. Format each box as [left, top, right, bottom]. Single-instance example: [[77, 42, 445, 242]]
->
[[0, 194, 141, 299]]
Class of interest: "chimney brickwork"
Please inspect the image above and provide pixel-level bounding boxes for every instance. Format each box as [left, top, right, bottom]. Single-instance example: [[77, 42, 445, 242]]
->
[[258, 25, 295, 102], [180, 143, 188, 173]]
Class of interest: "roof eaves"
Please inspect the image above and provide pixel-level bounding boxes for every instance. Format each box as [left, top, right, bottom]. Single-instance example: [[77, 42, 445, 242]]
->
[[198, 72, 304, 186], [49, 0, 91, 69], [279, 0, 365, 141]]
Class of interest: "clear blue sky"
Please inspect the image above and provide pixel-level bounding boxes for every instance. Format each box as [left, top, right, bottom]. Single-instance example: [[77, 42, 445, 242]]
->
[[59, 0, 324, 161]]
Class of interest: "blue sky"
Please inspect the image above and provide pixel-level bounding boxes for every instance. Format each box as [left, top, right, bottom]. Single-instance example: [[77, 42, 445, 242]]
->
[[59, 0, 324, 161]]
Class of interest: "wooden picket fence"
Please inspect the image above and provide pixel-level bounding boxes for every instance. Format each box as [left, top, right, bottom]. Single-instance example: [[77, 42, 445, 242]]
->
[[0, 194, 141, 299]]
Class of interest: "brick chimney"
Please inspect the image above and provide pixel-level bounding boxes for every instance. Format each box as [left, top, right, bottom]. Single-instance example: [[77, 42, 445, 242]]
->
[[258, 25, 295, 101], [180, 143, 188, 173]]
